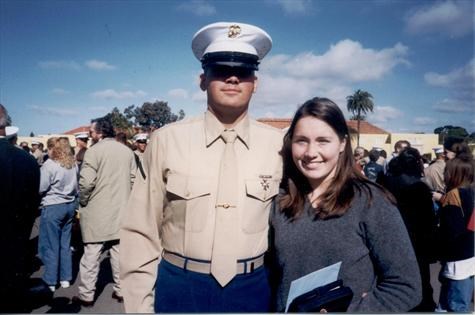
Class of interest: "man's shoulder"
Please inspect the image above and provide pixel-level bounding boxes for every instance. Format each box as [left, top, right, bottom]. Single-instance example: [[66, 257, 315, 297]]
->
[[0, 140, 38, 168], [151, 115, 204, 138]]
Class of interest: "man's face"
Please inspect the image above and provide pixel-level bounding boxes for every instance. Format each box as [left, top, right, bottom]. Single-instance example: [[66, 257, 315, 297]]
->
[[136, 140, 147, 153], [89, 123, 101, 144], [76, 138, 88, 148], [200, 66, 257, 118]]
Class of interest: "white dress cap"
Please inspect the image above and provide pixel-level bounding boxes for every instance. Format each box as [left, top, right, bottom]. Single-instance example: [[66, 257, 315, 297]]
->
[[5, 126, 19, 138], [74, 131, 89, 139], [134, 133, 148, 142], [433, 147, 444, 154], [192, 22, 272, 68]]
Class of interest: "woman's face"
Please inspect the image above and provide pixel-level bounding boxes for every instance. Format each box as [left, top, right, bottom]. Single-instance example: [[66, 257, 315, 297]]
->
[[291, 116, 346, 189]]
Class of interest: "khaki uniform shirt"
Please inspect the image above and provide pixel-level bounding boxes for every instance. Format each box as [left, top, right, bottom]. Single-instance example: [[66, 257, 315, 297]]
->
[[120, 111, 283, 312], [423, 159, 446, 192]]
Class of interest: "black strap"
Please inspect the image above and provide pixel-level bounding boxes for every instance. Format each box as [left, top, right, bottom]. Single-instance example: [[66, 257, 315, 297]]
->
[[134, 153, 146, 180]]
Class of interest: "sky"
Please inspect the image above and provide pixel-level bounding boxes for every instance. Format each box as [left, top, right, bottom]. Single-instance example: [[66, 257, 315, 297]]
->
[[1, 0, 474, 136]]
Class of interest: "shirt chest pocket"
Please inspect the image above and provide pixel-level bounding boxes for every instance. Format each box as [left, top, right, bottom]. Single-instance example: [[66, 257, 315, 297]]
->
[[242, 178, 280, 234], [165, 173, 213, 233]]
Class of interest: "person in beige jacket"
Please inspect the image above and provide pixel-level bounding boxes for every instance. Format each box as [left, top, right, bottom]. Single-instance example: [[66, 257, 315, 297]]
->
[[72, 116, 136, 307], [120, 22, 283, 313]]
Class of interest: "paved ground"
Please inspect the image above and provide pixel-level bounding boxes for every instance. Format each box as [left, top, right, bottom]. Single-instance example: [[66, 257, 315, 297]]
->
[[27, 248, 472, 313], [30, 250, 124, 313]]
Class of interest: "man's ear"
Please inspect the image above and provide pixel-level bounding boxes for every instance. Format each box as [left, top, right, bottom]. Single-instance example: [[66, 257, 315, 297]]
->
[[253, 76, 258, 93], [199, 73, 207, 91]]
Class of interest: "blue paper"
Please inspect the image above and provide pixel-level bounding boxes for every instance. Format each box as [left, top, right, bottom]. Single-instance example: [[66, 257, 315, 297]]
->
[[285, 261, 342, 312]]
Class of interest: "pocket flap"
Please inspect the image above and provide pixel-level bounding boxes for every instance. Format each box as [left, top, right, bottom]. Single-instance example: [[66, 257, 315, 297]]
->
[[166, 173, 212, 200], [245, 178, 279, 202]]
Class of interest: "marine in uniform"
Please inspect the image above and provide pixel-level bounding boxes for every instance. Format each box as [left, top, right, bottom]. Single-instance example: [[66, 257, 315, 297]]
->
[[132, 133, 148, 179], [31, 140, 45, 166], [120, 22, 283, 312], [74, 131, 89, 170], [423, 147, 446, 193]]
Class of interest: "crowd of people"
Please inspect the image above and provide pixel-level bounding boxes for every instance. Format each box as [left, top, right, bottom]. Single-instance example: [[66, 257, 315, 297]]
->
[[1, 21, 474, 314]]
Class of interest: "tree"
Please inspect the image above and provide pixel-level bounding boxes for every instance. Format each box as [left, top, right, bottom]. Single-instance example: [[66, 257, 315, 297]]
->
[[124, 101, 185, 131], [29, 132, 35, 137], [105, 107, 132, 131], [434, 125, 469, 144], [346, 89, 374, 147]]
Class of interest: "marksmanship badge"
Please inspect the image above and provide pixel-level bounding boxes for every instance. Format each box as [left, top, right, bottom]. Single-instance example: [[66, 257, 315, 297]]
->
[[228, 25, 241, 38], [259, 175, 272, 191]]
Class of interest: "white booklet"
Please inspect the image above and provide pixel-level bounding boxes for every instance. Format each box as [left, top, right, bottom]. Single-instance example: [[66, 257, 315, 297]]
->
[[285, 261, 342, 312]]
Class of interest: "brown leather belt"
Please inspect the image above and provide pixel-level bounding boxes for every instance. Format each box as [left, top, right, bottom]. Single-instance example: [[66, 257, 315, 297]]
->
[[162, 250, 264, 275]]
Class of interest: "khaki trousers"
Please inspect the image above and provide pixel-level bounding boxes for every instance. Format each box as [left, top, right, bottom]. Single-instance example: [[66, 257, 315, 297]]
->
[[78, 241, 120, 301]]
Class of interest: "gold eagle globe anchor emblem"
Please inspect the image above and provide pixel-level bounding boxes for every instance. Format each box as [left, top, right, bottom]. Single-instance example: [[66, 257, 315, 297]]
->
[[228, 25, 241, 38]]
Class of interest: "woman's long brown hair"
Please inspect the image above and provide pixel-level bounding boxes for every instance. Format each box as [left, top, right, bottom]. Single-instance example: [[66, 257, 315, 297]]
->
[[279, 97, 392, 220]]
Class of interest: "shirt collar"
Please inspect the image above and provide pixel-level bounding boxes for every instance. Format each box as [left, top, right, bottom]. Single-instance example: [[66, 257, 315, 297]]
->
[[204, 110, 250, 149]]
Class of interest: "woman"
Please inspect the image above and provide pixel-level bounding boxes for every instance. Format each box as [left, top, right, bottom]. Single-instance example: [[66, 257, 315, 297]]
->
[[384, 147, 437, 311], [39, 137, 78, 292], [437, 153, 474, 312], [269, 97, 421, 312], [443, 137, 471, 161]]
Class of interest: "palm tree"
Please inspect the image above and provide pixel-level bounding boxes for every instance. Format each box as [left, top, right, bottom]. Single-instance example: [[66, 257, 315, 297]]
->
[[346, 89, 374, 147]]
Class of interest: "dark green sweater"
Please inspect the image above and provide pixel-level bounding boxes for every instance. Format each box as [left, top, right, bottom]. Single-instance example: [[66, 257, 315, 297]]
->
[[269, 186, 422, 312]]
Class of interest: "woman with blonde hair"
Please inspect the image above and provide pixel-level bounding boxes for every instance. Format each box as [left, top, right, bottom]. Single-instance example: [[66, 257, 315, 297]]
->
[[39, 137, 78, 292]]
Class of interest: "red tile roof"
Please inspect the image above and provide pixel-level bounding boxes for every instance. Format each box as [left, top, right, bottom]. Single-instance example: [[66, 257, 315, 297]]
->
[[346, 120, 389, 134], [63, 126, 89, 135], [257, 118, 292, 130], [257, 118, 389, 134], [64, 119, 389, 136]]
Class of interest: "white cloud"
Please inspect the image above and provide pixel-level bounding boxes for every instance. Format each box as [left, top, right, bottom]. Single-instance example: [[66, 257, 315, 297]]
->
[[168, 88, 189, 99], [405, 0, 473, 38], [433, 98, 474, 113], [177, 0, 216, 16], [263, 40, 409, 82], [38, 60, 81, 71], [425, 59, 475, 113], [275, 0, 313, 15], [250, 39, 409, 116], [413, 117, 437, 126], [28, 105, 78, 117], [369, 106, 404, 124], [85, 59, 117, 71], [51, 88, 69, 95], [91, 89, 147, 100], [191, 90, 207, 103]]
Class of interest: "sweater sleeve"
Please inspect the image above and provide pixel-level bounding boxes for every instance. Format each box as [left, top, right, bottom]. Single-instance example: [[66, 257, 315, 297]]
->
[[350, 190, 422, 312], [39, 160, 52, 195]]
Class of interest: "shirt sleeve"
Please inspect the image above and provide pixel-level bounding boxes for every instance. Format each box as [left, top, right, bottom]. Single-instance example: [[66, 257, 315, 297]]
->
[[120, 130, 164, 313], [350, 189, 422, 312]]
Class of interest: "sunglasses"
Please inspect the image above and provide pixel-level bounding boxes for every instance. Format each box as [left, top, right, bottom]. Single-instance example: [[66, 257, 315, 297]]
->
[[207, 66, 255, 79]]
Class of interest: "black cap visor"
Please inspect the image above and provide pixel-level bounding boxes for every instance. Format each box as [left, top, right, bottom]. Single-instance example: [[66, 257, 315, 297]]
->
[[202, 52, 259, 70]]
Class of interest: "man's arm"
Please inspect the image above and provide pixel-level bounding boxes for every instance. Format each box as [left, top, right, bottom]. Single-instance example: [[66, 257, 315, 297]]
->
[[120, 131, 164, 313], [78, 149, 97, 207]]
